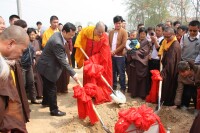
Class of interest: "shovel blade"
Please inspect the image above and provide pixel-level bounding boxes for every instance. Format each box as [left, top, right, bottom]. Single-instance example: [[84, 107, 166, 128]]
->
[[110, 90, 126, 104]]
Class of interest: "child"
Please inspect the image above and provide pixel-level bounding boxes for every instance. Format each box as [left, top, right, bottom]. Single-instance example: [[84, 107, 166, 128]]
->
[[126, 30, 140, 54]]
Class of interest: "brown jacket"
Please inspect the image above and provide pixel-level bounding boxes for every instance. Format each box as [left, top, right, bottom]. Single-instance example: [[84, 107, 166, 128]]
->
[[174, 65, 200, 105], [14, 62, 30, 122], [109, 28, 128, 56], [0, 71, 27, 133]]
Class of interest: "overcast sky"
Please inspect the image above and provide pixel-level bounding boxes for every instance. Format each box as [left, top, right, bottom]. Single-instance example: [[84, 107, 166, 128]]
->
[[0, 0, 127, 29]]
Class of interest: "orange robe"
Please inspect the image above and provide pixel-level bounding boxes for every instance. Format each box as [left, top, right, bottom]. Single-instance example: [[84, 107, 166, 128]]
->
[[75, 26, 112, 103], [42, 27, 59, 48]]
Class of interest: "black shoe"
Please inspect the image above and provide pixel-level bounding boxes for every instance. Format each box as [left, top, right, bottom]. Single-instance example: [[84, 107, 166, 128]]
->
[[31, 100, 42, 104], [50, 110, 66, 116]]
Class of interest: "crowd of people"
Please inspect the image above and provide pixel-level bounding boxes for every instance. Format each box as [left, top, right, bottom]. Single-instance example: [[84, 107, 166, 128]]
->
[[0, 14, 200, 132]]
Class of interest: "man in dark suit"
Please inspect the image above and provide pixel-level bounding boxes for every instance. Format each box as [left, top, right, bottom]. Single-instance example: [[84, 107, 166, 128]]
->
[[37, 22, 79, 116]]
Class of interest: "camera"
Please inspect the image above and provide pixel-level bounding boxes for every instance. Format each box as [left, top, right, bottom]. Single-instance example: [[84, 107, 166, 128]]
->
[[150, 32, 154, 36]]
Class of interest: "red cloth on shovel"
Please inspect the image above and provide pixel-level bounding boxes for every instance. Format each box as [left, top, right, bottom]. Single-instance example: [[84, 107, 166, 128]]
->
[[73, 84, 98, 124], [115, 105, 166, 133], [84, 83, 109, 104], [84, 59, 112, 104], [146, 70, 162, 103]]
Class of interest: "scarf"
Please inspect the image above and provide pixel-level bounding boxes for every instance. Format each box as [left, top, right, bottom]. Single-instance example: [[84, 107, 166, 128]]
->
[[158, 36, 177, 56]]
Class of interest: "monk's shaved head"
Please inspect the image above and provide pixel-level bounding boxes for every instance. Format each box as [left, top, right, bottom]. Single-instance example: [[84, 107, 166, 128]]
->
[[0, 25, 29, 45], [95, 21, 105, 31], [0, 25, 29, 59], [94, 21, 105, 37]]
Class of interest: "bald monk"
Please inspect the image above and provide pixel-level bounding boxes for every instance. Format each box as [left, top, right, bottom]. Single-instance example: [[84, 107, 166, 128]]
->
[[75, 22, 113, 104], [0, 25, 29, 133]]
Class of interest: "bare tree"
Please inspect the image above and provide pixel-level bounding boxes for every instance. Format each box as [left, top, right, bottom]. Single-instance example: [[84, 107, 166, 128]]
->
[[169, 0, 191, 23], [191, 0, 200, 20], [125, 0, 194, 29], [125, 0, 170, 28]]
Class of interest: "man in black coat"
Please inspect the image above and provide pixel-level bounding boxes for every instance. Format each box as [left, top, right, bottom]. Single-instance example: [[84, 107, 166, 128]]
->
[[37, 22, 79, 116]]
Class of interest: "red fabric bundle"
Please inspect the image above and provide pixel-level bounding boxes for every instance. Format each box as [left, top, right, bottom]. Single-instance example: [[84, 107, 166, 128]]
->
[[83, 59, 112, 104], [115, 105, 166, 133], [84, 83, 109, 104], [196, 88, 200, 110], [73, 85, 98, 124], [146, 70, 162, 103], [84, 59, 104, 82]]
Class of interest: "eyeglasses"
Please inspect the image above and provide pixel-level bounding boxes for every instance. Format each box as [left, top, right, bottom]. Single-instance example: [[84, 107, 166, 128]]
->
[[189, 30, 198, 33]]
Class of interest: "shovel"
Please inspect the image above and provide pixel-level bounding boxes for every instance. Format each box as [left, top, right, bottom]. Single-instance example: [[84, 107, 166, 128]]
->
[[76, 80, 112, 133], [79, 47, 126, 104], [154, 57, 164, 114]]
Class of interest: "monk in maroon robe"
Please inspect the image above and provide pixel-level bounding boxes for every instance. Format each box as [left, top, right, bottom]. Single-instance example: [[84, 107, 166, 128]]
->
[[158, 27, 181, 106]]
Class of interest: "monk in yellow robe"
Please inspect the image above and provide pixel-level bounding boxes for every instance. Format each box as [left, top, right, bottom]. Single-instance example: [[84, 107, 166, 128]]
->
[[42, 15, 59, 48], [75, 22, 112, 104]]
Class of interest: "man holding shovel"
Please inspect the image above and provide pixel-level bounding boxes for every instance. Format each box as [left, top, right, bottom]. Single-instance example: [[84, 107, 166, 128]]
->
[[74, 21, 113, 104], [37, 23, 79, 116], [158, 27, 181, 106]]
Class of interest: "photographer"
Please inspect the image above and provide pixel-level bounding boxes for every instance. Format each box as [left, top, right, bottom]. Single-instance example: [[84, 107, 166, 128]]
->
[[147, 24, 164, 93]]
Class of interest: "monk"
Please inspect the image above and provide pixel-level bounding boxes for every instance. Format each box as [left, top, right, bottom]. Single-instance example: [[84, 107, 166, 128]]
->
[[0, 26, 29, 133], [42, 15, 59, 48], [158, 27, 181, 106], [75, 22, 112, 104]]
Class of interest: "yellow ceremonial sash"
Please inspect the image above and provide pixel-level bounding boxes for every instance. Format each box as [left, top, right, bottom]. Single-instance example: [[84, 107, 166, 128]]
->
[[10, 69, 16, 86], [158, 36, 177, 56]]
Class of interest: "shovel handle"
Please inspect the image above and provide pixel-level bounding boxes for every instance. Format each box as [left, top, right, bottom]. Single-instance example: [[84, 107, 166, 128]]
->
[[158, 56, 163, 110], [80, 48, 115, 93], [92, 104, 104, 125], [100, 75, 115, 94], [80, 48, 89, 60], [92, 102, 112, 133], [76, 80, 83, 87]]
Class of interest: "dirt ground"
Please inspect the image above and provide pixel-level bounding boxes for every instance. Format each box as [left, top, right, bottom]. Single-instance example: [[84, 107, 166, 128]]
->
[[26, 68, 195, 133]]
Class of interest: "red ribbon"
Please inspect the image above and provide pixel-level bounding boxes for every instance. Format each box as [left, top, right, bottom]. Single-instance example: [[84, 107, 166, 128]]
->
[[73, 85, 98, 124], [84, 59, 104, 79], [115, 105, 166, 133], [146, 70, 162, 103]]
